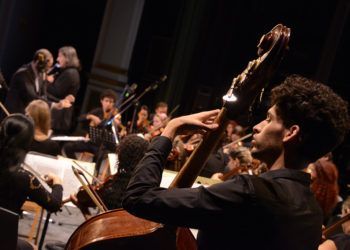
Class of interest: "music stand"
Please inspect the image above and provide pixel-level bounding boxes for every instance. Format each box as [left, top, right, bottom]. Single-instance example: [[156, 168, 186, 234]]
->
[[89, 126, 117, 176]]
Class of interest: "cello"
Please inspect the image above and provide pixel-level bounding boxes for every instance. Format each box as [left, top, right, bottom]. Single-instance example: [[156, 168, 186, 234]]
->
[[65, 24, 291, 250]]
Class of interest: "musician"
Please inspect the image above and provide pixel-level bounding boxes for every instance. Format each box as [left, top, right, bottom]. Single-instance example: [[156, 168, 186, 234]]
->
[[4, 49, 70, 116], [62, 89, 119, 161], [144, 113, 168, 141], [128, 105, 150, 134], [222, 120, 237, 145], [149, 101, 168, 124], [123, 75, 350, 250], [47, 46, 81, 135], [319, 197, 350, 250], [211, 146, 253, 180], [0, 114, 63, 249], [70, 134, 149, 219], [25, 100, 61, 156], [307, 153, 341, 225]]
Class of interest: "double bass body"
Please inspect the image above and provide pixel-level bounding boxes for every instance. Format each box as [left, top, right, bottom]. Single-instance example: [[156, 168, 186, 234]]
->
[[65, 210, 177, 250]]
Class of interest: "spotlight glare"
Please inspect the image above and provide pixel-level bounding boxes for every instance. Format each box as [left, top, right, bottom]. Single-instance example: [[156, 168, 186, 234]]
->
[[223, 94, 237, 102]]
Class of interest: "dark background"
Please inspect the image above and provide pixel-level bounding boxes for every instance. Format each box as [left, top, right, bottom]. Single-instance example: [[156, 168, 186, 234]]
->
[[0, 0, 349, 194]]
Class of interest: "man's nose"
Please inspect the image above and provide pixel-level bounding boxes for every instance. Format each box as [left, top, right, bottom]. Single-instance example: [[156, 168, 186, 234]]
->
[[253, 121, 262, 134]]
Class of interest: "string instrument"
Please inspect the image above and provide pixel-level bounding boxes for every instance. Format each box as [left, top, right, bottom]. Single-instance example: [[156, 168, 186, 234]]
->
[[167, 134, 203, 165], [220, 159, 263, 181], [65, 24, 291, 250], [74, 174, 115, 211], [136, 117, 150, 133], [323, 213, 350, 238], [145, 105, 180, 140]]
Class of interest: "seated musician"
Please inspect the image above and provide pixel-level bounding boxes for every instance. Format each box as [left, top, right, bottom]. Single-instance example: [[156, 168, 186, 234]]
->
[[62, 89, 122, 161], [144, 113, 168, 141], [149, 101, 168, 122], [70, 134, 149, 219], [210, 146, 253, 180], [123, 75, 350, 250], [307, 153, 341, 225], [127, 105, 150, 134], [25, 99, 61, 156], [319, 197, 350, 250], [0, 114, 63, 250]]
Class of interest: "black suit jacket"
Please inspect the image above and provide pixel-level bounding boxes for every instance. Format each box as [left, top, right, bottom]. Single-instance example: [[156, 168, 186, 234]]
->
[[5, 63, 45, 114]]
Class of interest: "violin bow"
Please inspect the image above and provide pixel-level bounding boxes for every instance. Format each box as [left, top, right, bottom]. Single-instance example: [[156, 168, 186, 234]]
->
[[71, 165, 108, 212], [0, 101, 10, 116], [222, 133, 253, 149], [72, 160, 103, 185]]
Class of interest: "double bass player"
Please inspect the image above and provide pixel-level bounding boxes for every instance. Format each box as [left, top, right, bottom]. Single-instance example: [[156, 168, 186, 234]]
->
[[123, 75, 350, 250]]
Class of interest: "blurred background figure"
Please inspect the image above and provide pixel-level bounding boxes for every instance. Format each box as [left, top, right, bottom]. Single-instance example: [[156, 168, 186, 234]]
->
[[308, 153, 341, 225], [222, 120, 237, 145], [211, 146, 253, 181], [3, 48, 71, 119], [128, 104, 150, 134], [149, 101, 168, 123], [0, 69, 8, 102], [4, 49, 53, 115], [47, 46, 81, 135], [319, 197, 350, 250], [25, 99, 61, 156]]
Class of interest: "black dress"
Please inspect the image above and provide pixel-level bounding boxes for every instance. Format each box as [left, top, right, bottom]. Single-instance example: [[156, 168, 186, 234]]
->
[[0, 167, 63, 214], [29, 138, 61, 156], [47, 67, 80, 134]]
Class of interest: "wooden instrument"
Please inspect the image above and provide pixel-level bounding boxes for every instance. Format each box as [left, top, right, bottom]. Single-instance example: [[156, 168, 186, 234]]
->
[[323, 213, 350, 238], [65, 24, 290, 250]]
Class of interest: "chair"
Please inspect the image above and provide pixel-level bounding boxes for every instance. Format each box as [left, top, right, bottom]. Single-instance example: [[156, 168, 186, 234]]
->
[[0, 206, 19, 250], [20, 201, 44, 245]]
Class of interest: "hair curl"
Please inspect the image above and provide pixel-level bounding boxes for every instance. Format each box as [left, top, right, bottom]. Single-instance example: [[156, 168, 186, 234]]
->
[[270, 75, 350, 162], [311, 157, 339, 217], [100, 89, 118, 103], [117, 134, 149, 173]]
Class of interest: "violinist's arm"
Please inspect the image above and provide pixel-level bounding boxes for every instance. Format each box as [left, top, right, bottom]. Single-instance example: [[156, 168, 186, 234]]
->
[[24, 170, 63, 213], [86, 114, 102, 126]]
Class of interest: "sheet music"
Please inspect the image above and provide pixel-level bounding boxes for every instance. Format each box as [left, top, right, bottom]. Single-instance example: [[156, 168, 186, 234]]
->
[[50, 136, 89, 141], [108, 153, 119, 175], [24, 152, 95, 200]]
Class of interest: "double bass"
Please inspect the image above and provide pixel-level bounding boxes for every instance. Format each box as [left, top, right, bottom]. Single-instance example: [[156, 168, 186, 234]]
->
[[65, 24, 291, 250]]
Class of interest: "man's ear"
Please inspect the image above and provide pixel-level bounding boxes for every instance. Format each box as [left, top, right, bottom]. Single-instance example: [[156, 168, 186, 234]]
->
[[283, 125, 300, 143]]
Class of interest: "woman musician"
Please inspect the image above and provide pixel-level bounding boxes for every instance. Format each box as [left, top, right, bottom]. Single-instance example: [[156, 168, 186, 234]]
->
[[0, 114, 63, 250], [127, 105, 151, 134]]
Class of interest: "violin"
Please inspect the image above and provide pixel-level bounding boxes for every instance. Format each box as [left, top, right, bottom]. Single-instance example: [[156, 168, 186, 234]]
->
[[75, 175, 115, 210], [220, 158, 264, 181]]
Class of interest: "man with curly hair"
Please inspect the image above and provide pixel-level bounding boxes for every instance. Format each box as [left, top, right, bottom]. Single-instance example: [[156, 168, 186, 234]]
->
[[123, 75, 350, 250], [70, 134, 149, 219]]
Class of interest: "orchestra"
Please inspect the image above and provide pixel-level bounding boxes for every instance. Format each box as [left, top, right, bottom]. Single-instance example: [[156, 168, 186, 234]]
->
[[1, 22, 350, 250]]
